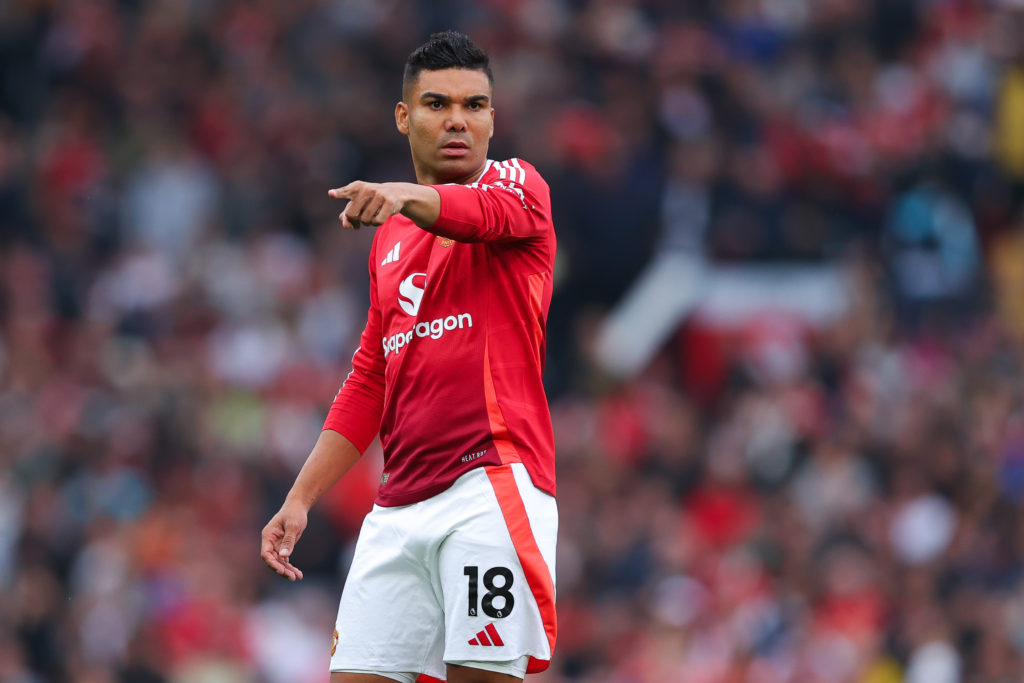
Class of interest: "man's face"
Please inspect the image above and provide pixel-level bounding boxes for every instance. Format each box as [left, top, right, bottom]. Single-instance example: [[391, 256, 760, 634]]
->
[[396, 68, 494, 185]]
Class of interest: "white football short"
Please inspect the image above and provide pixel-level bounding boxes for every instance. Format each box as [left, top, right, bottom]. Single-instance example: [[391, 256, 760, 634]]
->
[[329, 462, 558, 681]]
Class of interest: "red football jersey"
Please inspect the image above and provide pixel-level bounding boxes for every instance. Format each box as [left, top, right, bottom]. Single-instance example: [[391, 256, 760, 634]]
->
[[323, 158, 556, 506]]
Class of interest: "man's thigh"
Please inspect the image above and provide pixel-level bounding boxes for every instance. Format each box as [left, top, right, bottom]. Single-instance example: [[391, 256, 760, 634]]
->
[[437, 464, 557, 669], [330, 668, 522, 683], [447, 662, 523, 682], [330, 506, 445, 678], [331, 674, 411, 683]]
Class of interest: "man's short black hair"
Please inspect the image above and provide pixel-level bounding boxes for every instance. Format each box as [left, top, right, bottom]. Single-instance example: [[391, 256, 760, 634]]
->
[[403, 31, 493, 99]]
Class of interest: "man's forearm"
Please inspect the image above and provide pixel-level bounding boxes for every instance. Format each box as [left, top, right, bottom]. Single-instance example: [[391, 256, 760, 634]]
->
[[399, 183, 441, 228], [284, 429, 363, 510]]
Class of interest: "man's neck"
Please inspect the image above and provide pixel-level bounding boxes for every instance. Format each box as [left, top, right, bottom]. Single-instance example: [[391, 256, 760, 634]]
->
[[415, 161, 488, 186]]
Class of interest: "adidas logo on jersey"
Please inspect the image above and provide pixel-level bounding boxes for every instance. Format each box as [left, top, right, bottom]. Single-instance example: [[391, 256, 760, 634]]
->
[[494, 159, 526, 184], [381, 241, 401, 266], [468, 623, 504, 647]]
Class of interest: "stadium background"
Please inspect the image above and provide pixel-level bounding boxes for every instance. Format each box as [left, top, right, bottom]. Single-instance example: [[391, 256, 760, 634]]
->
[[2, 0, 1024, 681]]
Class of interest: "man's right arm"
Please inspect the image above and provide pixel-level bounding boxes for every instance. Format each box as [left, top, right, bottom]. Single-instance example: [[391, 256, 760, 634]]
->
[[261, 429, 362, 581], [262, 239, 387, 581]]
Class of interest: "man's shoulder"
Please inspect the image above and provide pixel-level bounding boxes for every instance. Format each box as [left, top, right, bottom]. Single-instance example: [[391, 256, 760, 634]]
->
[[482, 157, 548, 190]]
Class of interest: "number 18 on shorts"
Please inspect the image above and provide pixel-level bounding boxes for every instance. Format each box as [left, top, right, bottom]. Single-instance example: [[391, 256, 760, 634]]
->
[[464, 565, 514, 621], [329, 463, 558, 679]]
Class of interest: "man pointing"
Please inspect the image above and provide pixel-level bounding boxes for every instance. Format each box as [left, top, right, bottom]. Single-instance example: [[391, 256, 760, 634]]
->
[[261, 31, 558, 683]]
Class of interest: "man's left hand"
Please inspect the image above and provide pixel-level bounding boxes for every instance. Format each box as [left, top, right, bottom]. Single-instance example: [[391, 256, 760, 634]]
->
[[329, 181, 409, 230]]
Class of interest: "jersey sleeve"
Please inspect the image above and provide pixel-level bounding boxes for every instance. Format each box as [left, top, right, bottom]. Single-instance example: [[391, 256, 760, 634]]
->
[[428, 159, 551, 243], [322, 239, 386, 453]]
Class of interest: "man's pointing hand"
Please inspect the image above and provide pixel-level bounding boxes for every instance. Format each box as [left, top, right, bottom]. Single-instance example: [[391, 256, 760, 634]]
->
[[329, 181, 441, 230], [329, 181, 408, 231]]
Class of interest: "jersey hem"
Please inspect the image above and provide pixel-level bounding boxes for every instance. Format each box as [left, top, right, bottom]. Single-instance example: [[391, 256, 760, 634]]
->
[[373, 458, 557, 507]]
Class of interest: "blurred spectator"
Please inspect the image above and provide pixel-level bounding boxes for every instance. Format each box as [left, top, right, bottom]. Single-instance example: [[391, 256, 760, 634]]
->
[[989, 207, 1024, 342], [882, 176, 981, 329]]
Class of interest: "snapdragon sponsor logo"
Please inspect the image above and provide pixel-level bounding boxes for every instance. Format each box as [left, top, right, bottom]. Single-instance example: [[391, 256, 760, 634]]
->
[[398, 272, 425, 316], [385, 272, 473, 357], [383, 313, 473, 357]]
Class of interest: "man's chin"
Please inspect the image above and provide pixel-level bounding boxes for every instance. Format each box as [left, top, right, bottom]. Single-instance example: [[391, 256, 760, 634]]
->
[[432, 156, 485, 184]]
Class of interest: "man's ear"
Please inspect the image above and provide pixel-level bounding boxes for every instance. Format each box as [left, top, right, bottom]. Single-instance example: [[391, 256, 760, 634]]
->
[[396, 101, 410, 136], [489, 107, 495, 139]]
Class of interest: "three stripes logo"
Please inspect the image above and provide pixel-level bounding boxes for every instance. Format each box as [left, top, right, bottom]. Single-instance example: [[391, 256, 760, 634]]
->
[[491, 159, 530, 210], [468, 623, 504, 647], [495, 159, 526, 184], [381, 241, 401, 266]]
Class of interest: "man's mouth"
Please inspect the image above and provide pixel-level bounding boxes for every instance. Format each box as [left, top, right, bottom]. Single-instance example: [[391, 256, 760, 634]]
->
[[441, 141, 469, 157]]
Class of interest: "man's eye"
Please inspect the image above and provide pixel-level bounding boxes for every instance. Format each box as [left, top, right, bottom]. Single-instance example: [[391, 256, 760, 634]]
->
[[468, 102, 482, 110], [429, 101, 443, 110]]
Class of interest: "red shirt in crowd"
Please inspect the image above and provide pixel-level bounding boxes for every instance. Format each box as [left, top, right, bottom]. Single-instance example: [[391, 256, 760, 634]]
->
[[323, 158, 556, 506]]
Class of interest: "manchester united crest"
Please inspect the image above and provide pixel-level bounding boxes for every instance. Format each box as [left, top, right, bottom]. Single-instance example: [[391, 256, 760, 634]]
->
[[331, 628, 339, 656], [436, 236, 454, 248]]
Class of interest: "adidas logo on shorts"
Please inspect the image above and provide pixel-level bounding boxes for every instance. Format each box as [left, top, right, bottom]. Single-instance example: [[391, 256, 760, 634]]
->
[[468, 623, 504, 646]]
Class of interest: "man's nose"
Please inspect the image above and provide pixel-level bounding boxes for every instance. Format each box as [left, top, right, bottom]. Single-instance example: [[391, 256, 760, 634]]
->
[[446, 108, 467, 131]]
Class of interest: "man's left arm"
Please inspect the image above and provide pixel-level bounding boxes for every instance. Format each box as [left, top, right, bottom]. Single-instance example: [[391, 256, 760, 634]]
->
[[330, 160, 551, 242], [425, 161, 551, 242]]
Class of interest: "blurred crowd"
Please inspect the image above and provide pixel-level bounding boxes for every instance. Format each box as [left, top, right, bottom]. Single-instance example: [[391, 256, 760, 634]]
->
[[2, 0, 1024, 681]]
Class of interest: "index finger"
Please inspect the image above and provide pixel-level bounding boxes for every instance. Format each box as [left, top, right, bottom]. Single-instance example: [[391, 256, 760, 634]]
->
[[328, 183, 356, 199]]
